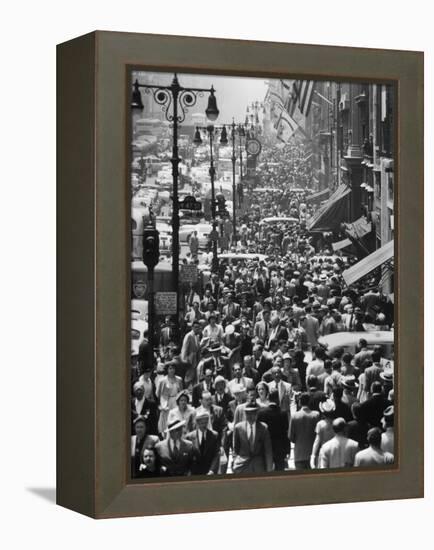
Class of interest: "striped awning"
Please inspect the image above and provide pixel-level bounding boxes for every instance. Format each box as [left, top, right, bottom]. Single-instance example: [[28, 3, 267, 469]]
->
[[306, 188, 330, 203], [307, 184, 351, 232], [342, 240, 394, 286], [344, 216, 372, 241], [332, 238, 352, 251]]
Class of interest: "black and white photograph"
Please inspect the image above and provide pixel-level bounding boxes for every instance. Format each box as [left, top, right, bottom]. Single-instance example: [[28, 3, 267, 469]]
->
[[129, 71, 395, 480]]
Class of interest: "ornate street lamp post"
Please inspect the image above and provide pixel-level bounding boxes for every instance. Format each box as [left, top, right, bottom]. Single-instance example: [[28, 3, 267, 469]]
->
[[193, 120, 247, 258], [132, 73, 219, 339], [193, 124, 222, 272]]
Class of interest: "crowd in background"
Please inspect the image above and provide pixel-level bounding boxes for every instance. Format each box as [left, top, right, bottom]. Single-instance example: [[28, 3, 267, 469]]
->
[[131, 140, 395, 479]]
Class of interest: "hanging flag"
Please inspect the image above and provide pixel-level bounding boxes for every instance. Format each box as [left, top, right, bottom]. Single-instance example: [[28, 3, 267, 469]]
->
[[283, 79, 315, 118], [297, 80, 315, 116], [275, 108, 298, 143]]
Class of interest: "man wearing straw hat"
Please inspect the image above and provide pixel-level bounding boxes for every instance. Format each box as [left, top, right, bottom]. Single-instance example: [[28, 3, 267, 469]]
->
[[186, 409, 220, 475], [155, 419, 196, 476]]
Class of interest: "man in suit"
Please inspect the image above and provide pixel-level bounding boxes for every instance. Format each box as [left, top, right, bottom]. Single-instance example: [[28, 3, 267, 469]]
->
[[201, 288, 216, 311], [190, 391, 227, 446], [205, 273, 220, 301], [242, 355, 260, 387], [318, 417, 359, 469], [257, 390, 290, 471], [267, 366, 292, 415], [180, 320, 201, 387], [253, 343, 273, 378], [186, 410, 220, 475], [232, 403, 273, 474], [192, 368, 215, 407], [131, 381, 158, 433], [212, 375, 232, 415], [155, 419, 196, 476], [290, 392, 320, 469], [222, 292, 241, 322], [360, 350, 383, 397], [254, 309, 271, 343], [301, 306, 320, 348], [233, 386, 257, 425], [357, 381, 389, 428], [342, 305, 357, 331], [227, 363, 253, 396]]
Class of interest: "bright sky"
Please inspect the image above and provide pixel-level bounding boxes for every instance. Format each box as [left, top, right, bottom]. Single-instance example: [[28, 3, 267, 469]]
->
[[134, 71, 268, 123]]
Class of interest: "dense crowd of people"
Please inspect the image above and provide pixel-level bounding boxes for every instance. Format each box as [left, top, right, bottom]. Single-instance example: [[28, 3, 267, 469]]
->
[[131, 140, 395, 479]]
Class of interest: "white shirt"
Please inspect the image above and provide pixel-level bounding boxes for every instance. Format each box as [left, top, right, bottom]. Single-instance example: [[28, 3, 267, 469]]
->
[[134, 396, 145, 415], [170, 439, 180, 452], [381, 428, 394, 454], [198, 430, 206, 445], [247, 422, 256, 442]]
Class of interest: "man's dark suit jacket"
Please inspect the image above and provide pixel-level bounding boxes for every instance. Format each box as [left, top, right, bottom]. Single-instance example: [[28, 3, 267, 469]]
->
[[155, 438, 196, 476], [232, 420, 273, 473], [189, 404, 228, 444], [186, 429, 220, 475], [358, 393, 389, 428], [257, 404, 290, 457], [256, 355, 273, 378], [212, 392, 232, 417], [192, 381, 215, 408]]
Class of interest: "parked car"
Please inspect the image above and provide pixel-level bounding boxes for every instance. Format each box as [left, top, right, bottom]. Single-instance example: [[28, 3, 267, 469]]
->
[[179, 222, 212, 248], [308, 330, 394, 363]]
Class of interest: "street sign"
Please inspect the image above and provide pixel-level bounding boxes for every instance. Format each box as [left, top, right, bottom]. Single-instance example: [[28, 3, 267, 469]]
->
[[180, 264, 198, 284], [179, 195, 202, 211], [155, 292, 177, 315]]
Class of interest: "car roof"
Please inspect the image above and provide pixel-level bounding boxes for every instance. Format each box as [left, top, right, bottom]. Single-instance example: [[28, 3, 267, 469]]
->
[[219, 253, 268, 261], [260, 217, 299, 224], [318, 331, 394, 349]]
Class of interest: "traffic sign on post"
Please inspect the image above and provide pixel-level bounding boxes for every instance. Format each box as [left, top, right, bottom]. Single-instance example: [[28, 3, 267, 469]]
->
[[155, 292, 177, 315], [180, 264, 198, 284], [179, 195, 202, 211]]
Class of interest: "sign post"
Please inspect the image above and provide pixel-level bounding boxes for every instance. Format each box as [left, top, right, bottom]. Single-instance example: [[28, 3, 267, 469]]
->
[[179, 195, 202, 211]]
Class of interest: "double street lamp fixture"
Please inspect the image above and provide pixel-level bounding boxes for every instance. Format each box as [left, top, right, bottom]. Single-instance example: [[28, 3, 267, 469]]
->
[[131, 73, 219, 337], [193, 121, 247, 254], [193, 124, 225, 272]]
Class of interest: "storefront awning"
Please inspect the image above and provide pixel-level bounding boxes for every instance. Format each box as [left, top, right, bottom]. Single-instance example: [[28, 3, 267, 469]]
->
[[332, 237, 352, 251], [343, 216, 372, 241], [342, 240, 394, 286], [306, 188, 330, 203], [307, 184, 351, 232]]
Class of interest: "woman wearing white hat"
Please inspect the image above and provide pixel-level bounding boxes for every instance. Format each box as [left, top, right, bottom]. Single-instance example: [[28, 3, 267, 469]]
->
[[311, 399, 336, 468], [156, 362, 183, 436]]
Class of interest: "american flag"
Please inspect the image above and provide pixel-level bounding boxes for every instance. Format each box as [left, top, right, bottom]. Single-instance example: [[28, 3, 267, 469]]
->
[[282, 79, 315, 118], [275, 107, 299, 143]]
